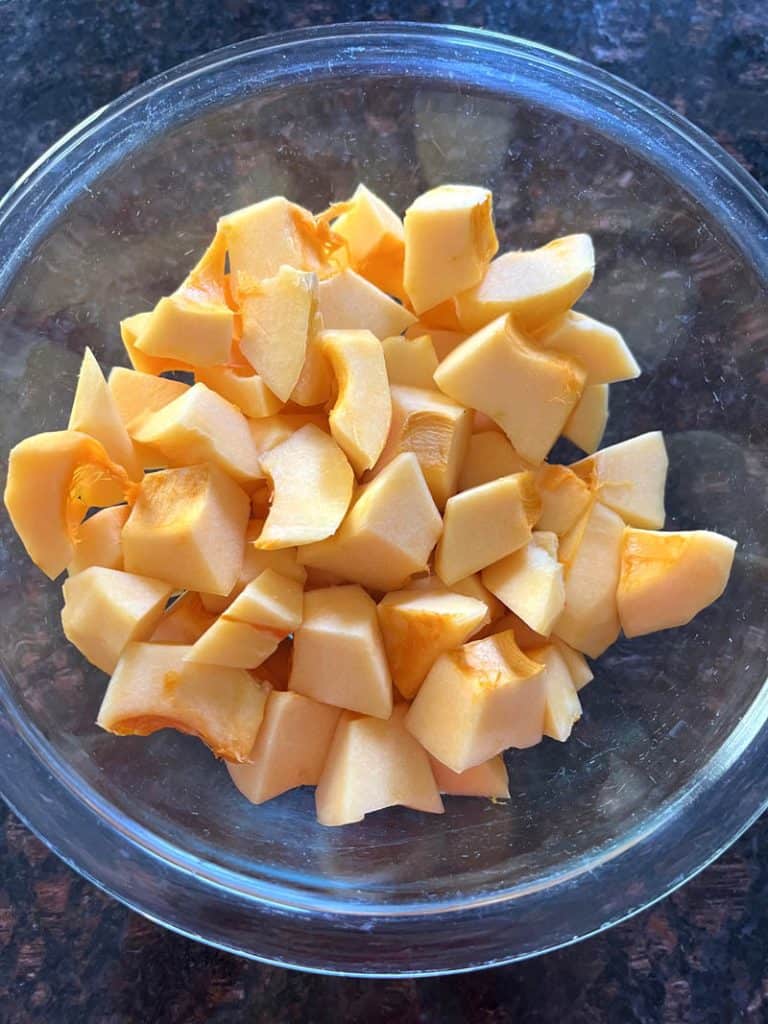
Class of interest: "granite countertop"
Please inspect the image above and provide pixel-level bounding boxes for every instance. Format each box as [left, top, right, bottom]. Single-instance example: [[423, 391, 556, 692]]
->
[[1, 2, 767, 1021]]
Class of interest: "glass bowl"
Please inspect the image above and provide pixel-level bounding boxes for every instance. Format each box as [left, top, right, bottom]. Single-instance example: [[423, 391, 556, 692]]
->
[[0, 23, 766, 978]]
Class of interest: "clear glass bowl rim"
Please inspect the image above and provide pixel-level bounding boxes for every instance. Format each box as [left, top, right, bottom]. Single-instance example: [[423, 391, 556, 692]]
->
[[0, 21, 766, 977]]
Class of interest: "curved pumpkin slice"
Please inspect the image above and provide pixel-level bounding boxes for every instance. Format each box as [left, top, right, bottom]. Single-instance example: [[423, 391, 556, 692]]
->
[[319, 329, 392, 475], [120, 312, 191, 375], [618, 528, 736, 638], [454, 234, 595, 333], [4, 430, 136, 580], [238, 265, 317, 402], [97, 642, 267, 763], [256, 424, 354, 550], [68, 348, 143, 505]]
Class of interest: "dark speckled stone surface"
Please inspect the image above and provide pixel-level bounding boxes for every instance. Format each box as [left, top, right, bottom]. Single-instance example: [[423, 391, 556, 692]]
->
[[0, 2, 766, 1020]]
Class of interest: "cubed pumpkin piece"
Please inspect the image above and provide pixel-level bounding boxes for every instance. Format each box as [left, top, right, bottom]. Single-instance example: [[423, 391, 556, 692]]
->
[[132, 382, 262, 486], [107, 368, 190, 431], [618, 528, 736, 638], [120, 312, 191, 375], [454, 235, 595, 332], [318, 268, 415, 338], [238, 265, 317, 401], [97, 642, 266, 762], [122, 463, 249, 596], [405, 630, 545, 771], [404, 185, 498, 314], [553, 501, 624, 658], [68, 505, 129, 575], [482, 531, 565, 636], [61, 567, 172, 673], [331, 184, 406, 298], [4, 431, 134, 580], [219, 196, 337, 291], [535, 464, 592, 536], [528, 645, 583, 742], [563, 384, 609, 454], [298, 453, 442, 592], [134, 294, 234, 367], [434, 315, 586, 464], [318, 329, 392, 475], [315, 705, 443, 826], [68, 348, 143, 503], [377, 589, 488, 699], [228, 691, 341, 805], [551, 637, 593, 690], [289, 585, 393, 719], [458, 431, 530, 491], [150, 592, 218, 644], [428, 754, 509, 798], [200, 519, 307, 613], [573, 431, 668, 528], [374, 385, 472, 510], [194, 366, 282, 419], [435, 472, 540, 585], [255, 424, 354, 549], [381, 334, 439, 388], [535, 311, 640, 384], [187, 568, 304, 669]]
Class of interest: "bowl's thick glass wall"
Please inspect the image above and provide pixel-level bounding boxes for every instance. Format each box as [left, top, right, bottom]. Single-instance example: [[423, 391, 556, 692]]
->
[[0, 25, 766, 974]]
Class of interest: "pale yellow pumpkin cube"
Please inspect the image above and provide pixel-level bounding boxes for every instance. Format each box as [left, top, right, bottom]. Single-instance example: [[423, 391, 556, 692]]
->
[[381, 334, 439, 388], [315, 705, 443, 826], [318, 268, 415, 338], [434, 315, 586, 464], [573, 431, 668, 528], [228, 691, 341, 805], [132, 382, 262, 486], [377, 589, 488, 698], [482, 531, 565, 636], [405, 630, 545, 771], [61, 567, 172, 673], [435, 471, 540, 585], [298, 453, 442, 593], [289, 585, 393, 719], [404, 185, 498, 314], [122, 463, 250, 596]]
